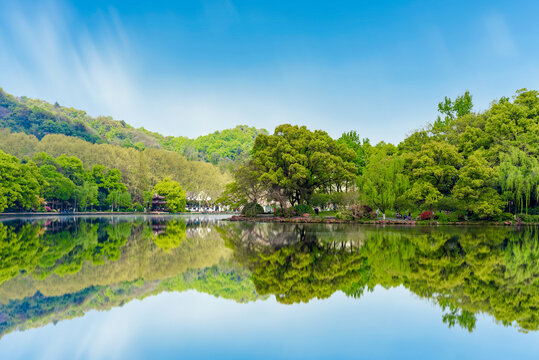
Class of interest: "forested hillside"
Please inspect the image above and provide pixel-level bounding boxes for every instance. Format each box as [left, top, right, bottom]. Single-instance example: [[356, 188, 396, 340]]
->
[[0, 87, 266, 165]]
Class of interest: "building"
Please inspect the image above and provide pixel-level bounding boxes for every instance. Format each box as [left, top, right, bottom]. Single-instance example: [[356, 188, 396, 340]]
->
[[151, 193, 167, 212]]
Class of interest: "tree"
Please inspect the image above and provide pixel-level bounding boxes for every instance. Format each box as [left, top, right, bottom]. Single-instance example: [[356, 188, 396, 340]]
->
[[499, 147, 539, 214], [74, 181, 99, 211], [252, 124, 356, 205], [39, 165, 75, 210], [338, 131, 367, 175], [434, 91, 473, 129], [154, 177, 186, 212], [0, 150, 44, 212], [360, 150, 409, 217], [452, 152, 502, 218], [216, 160, 265, 209], [407, 141, 463, 195], [56, 154, 85, 185]]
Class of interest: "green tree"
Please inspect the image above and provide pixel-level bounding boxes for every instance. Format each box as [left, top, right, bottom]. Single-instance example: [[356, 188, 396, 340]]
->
[[360, 151, 409, 217], [499, 147, 539, 214], [39, 165, 75, 209], [154, 177, 186, 212], [0, 150, 44, 212], [407, 141, 463, 195], [338, 131, 367, 175], [452, 152, 502, 218], [252, 124, 356, 205]]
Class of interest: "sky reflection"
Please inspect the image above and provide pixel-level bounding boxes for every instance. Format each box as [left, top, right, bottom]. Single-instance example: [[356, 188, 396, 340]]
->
[[2, 286, 538, 360]]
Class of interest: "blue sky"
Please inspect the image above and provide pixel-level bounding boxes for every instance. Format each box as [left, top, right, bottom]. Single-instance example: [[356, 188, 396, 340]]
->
[[1, 0, 538, 143]]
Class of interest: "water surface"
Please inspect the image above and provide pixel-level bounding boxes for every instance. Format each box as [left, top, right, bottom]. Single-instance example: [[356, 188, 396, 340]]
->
[[0, 215, 538, 359]]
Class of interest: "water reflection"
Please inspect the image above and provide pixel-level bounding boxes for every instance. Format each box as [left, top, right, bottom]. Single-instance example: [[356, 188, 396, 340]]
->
[[219, 223, 539, 332], [0, 217, 538, 339]]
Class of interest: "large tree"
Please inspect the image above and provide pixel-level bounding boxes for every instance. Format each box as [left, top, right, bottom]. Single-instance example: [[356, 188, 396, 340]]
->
[[154, 177, 186, 212], [0, 150, 44, 212], [360, 149, 409, 216], [452, 152, 503, 218], [251, 124, 356, 205]]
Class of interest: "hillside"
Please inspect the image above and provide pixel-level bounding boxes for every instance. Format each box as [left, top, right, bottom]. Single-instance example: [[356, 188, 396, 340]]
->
[[0, 87, 267, 165]]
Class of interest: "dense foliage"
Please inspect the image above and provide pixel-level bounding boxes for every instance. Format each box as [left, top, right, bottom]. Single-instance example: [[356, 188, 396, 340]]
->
[[0, 87, 265, 166], [222, 89, 539, 220], [0, 129, 231, 211]]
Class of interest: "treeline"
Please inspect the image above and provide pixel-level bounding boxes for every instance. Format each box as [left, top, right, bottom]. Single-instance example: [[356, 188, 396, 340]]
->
[[222, 89, 539, 221], [0, 87, 266, 166], [0, 131, 229, 212]]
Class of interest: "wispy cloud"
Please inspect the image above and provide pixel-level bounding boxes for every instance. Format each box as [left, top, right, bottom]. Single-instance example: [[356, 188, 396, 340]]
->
[[0, 0, 139, 122], [483, 13, 517, 57]]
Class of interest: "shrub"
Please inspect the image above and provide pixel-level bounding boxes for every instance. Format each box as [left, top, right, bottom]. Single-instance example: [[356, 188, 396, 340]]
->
[[435, 211, 449, 222], [434, 197, 464, 212], [499, 212, 514, 221], [335, 210, 353, 221], [420, 210, 434, 220], [350, 204, 374, 219], [293, 204, 313, 215], [242, 202, 264, 217], [518, 214, 539, 223], [274, 207, 296, 217], [447, 210, 467, 222]]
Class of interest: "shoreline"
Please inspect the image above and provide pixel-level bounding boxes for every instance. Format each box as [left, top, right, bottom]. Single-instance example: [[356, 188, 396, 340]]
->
[[0, 211, 236, 219], [227, 215, 534, 226]]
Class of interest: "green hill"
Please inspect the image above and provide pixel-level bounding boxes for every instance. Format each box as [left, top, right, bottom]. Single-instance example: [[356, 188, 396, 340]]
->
[[0, 87, 267, 165]]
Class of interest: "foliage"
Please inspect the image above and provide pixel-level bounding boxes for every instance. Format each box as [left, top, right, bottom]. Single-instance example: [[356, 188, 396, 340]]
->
[[420, 210, 434, 220], [241, 202, 264, 217], [216, 160, 265, 208], [293, 204, 313, 215], [159, 125, 268, 165], [154, 177, 186, 212], [0, 150, 44, 211], [153, 220, 187, 251], [1, 88, 266, 166], [273, 207, 296, 217], [0, 88, 101, 143], [252, 124, 356, 205], [499, 146, 539, 214], [360, 146, 409, 214]]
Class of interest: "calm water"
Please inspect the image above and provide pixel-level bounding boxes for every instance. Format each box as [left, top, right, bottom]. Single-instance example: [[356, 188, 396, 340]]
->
[[1, 215, 539, 359]]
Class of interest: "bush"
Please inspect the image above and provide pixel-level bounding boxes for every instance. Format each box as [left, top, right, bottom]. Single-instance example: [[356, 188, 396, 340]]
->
[[350, 204, 375, 219], [242, 202, 264, 217], [499, 212, 514, 221], [274, 207, 296, 217], [434, 197, 464, 212], [293, 204, 313, 215], [518, 213, 539, 223], [420, 210, 434, 220], [335, 210, 353, 221], [448, 210, 467, 222], [435, 211, 449, 222]]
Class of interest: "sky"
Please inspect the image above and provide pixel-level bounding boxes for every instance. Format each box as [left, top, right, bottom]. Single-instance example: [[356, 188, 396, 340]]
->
[[1, 0, 538, 143]]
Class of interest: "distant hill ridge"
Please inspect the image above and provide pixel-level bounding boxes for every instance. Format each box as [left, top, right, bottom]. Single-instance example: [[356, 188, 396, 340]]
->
[[0, 87, 267, 165]]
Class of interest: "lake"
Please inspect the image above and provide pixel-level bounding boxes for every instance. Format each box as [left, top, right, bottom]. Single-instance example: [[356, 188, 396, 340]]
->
[[1, 215, 539, 359]]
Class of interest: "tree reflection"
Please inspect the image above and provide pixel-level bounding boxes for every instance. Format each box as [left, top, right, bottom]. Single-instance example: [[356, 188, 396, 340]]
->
[[0, 216, 256, 338], [221, 223, 539, 332]]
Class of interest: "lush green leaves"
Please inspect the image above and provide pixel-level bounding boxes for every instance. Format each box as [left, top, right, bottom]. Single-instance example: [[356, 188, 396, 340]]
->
[[154, 177, 186, 212]]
